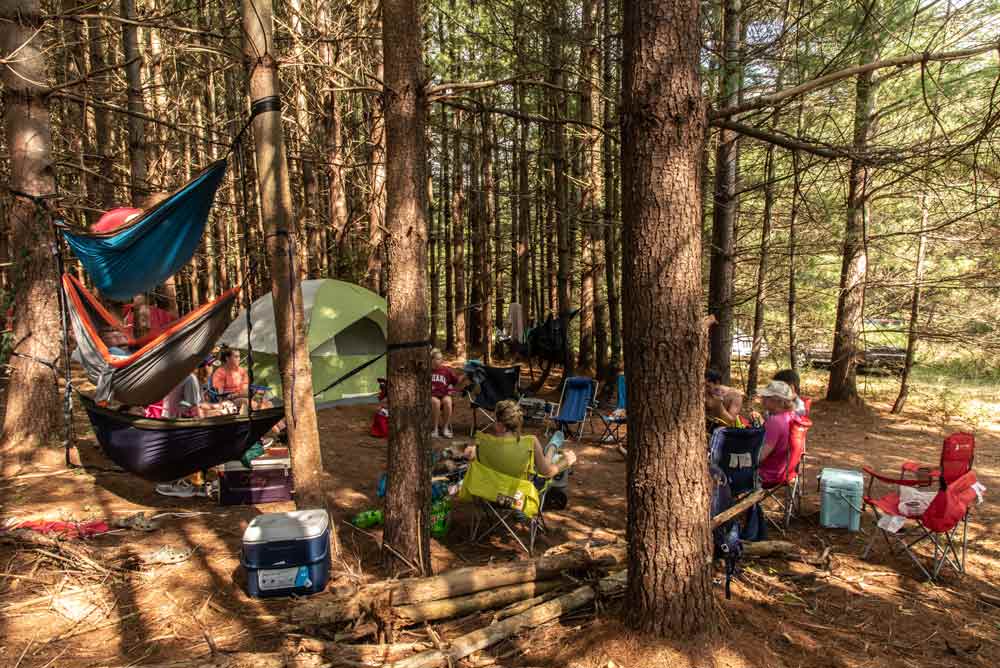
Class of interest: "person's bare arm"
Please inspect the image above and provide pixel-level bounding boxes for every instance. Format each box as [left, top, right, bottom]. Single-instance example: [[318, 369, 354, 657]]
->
[[533, 437, 577, 477]]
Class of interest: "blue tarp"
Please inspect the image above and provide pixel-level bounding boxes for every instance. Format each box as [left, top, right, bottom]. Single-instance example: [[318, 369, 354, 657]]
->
[[59, 160, 228, 301]]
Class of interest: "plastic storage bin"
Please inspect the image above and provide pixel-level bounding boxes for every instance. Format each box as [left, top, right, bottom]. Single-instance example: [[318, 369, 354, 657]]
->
[[819, 468, 864, 531], [241, 509, 330, 598], [217, 450, 293, 506]]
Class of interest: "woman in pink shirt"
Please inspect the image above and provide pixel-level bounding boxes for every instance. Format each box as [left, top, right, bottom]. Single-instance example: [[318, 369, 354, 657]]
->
[[757, 380, 797, 486]]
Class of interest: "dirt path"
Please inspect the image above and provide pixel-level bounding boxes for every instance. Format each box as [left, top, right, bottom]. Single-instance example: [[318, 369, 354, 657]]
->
[[0, 381, 997, 667]]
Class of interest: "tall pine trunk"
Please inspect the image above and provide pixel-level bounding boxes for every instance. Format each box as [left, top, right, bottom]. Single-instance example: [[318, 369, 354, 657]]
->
[[828, 0, 877, 402], [0, 0, 64, 467], [382, 0, 433, 575], [578, 0, 601, 375], [451, 112, 467, 357], [242, 0, 336, 534], [603, 0, 621, 373], [707, 0, 741, 383], [621, 0, 715, 635], [480, 112, 495, 362], [788, 148, 800, 368], [892, 193, 927, 413], [746, 142, 774, 397], [442, 103, 455, 352], [121, 0, 147, 201], [365, 61, 387, 295]]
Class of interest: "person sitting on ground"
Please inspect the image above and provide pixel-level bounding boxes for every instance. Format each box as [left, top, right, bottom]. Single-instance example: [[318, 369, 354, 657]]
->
[[757, 380, 798, 487], [463, 400, 576, 478], [430, 348, 467, 438], [773, 368, 807, 416]]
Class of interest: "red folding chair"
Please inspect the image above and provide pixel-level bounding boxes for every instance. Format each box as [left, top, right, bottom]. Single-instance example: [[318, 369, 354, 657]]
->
[[764, 414, 812, 530], [862, 433, 978, 580]]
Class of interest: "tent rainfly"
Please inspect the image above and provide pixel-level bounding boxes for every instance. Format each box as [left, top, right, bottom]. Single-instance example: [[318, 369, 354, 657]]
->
[[218, 279, 387, 405]]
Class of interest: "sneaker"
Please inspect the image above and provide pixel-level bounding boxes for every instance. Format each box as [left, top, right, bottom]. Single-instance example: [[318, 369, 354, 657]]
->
[[442, 425, 453, 438], [155, 479, 208, 498], [432, 429, 440, 438]]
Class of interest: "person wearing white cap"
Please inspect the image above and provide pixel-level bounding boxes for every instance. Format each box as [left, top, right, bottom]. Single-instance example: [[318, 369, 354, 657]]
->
[[757, 380, 798, 487]]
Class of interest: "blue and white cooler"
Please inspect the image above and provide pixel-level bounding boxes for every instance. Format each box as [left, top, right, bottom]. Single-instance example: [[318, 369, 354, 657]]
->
[[241, 509, 331, 598]]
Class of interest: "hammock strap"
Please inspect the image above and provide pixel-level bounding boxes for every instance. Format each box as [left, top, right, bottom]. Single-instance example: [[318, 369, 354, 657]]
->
[[227, 95, 282, 157], [313, 352, 388, 399]]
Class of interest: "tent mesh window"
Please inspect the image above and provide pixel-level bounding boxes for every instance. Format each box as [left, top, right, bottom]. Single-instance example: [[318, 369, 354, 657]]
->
[[312, 317, 385, 356]]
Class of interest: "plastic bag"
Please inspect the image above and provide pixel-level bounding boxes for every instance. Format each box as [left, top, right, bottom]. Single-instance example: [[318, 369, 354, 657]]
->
[[899, 485, 937, 517]]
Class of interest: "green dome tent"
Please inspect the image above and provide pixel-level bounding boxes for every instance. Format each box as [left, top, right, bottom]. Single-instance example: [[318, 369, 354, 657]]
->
[[218, 279, 386, 406]]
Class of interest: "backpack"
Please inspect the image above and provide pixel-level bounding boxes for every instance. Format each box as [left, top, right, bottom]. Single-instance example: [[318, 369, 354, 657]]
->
[[710, 464, 743, 599], [370, 407, 389, 438]]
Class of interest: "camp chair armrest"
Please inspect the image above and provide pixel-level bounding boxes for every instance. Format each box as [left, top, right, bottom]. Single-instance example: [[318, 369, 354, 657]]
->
[[900, 460, 940, 477], [863, 467, 935, 488]]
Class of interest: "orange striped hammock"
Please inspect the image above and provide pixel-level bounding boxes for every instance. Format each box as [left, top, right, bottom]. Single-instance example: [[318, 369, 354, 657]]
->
[[63, 273, 239, 406]]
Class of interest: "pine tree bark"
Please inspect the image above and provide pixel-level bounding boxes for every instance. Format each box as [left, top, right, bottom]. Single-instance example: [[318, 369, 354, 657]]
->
[[242, 0, 337, 536], [621, 0, 715, 636], [429, 174, 440, 349], [365, 62, 387, 295], [746, 142, 774, 397], [381, 0, 433, 576], [603, 0, 621, 373], [788, 148, 800, 369], [0, 0, 64, 466], [516, 85, 531, 323], [451, 111, 467, 357], [442, 102, 455, 352], [480, 112, 495, 363], [120, 0, 147, 201], [828, 0, 877, 403], [578, 0, 601, 375], [892, 192, 927, 413], [321, 17, 349, 279], [85, 17, 115, 216], [707, 0, 741, 384]]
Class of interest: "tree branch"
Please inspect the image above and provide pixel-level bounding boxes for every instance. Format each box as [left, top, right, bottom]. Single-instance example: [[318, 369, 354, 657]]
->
[[709, 41, 1000, 120]]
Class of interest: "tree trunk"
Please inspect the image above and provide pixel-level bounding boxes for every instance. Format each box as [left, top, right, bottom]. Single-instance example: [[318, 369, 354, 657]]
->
[[0, 0, 64, 468], [442, 103, 455, 352], [241, 0, 337, 536], [788, 147, 801, 369], [603, 0, 621, 373], [429, 174, 440, 349], [322, 38, 349, 280], [828, 0, 877, 402], [365, 62, 386, 295], [290, 0, 317, 280], [892, 193, 927, 414], [578, 0, 601, 375], [620, 0, 715, 636], [451, 111, 467, 357], [85, 17, 115, 217], [120, 0, 147, 202], [480, 112, 495, 363], [707, 0, 741, 384], [516, 87, 531, 324], [746, 141, 774, 397], [381, 0, 433, 576]]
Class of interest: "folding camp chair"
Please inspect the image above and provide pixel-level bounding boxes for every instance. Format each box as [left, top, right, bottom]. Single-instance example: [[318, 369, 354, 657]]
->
[[596, 374, 627, 445], [709, 426, 767, 540], [862, 433, 979, 580], [463, 362, 522, 435], [458, 432, 552, 554], [763, 415, 812, 530], [545, 376, 598, 441]]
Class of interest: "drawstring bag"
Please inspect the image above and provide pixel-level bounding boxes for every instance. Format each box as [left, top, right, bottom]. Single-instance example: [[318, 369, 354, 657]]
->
[[370, 407, 389, 438]]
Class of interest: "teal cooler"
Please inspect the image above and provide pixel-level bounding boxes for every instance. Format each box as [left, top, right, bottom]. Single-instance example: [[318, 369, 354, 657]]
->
[[819, 468, 864, 531]]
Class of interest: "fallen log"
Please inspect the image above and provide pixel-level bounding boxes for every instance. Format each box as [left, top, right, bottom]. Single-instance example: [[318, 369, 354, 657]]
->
[[742, 540, 798, 558], [393, 579, 564, 624], [387, 571, 627, 668], [291, 543, 625, 626], [492, 586, 567, 622], [287, 637, 429, 661], [711, 489, 767, 529]]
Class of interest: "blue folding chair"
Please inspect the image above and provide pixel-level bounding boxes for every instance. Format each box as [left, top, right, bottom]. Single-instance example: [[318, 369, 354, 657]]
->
[[709, 427, 767, 541], [545, 376, 598, 442], [596, 374, 627, 444]]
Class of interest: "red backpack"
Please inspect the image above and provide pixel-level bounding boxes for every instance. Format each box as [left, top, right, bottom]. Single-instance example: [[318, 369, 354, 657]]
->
[[370, 408, 389, 438]]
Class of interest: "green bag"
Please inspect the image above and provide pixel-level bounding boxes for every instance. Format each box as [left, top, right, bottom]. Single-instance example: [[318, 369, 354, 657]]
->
[[458, 459, 541, 518]]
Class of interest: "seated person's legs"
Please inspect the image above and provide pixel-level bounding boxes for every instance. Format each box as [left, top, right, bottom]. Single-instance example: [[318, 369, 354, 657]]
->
[[441, 395, 453, 437], [431, 396, 442, 436]]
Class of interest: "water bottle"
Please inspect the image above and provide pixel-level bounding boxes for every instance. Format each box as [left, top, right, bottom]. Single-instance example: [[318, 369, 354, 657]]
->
[[352, 509, 384, 529]]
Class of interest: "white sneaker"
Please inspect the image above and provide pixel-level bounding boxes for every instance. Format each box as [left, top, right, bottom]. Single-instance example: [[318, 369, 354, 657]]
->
[[155, 479, 208, 498], [432, 429, 440, 438], [442, 426, 453, 438]]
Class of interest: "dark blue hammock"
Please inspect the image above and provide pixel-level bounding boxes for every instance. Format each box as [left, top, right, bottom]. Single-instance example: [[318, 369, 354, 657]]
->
[[58, 160, 228, 301], [80, 395, 284, 482]]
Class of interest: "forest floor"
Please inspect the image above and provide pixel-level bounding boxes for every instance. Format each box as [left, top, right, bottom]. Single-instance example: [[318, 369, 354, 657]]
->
[[0, 364, 998, 668]]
